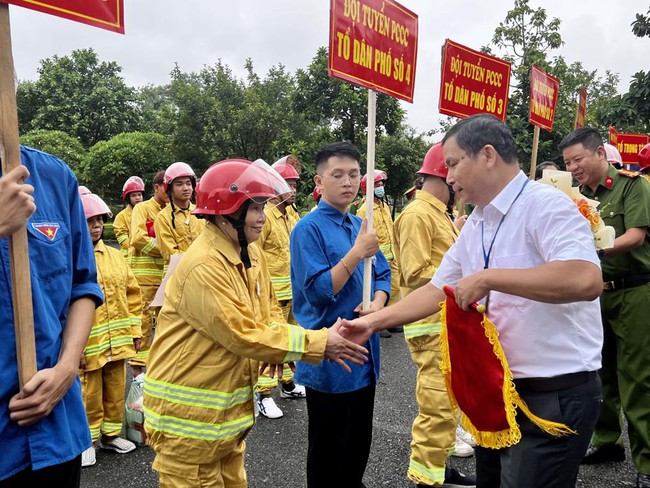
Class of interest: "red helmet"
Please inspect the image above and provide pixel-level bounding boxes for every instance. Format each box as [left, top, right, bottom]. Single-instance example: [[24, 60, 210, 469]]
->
[[273, 154, 301, 175], [638, 143, 650, 171], [271, 161, 300, 181], [193, 159, 291, 216], [164, 162, 196, 192], [78, 185, 92, 196], [418, 143, 448, 179], [312, 186, 322, 201], [81, 193, 112, 220], [360, 170, 387, 194], [122, 176, 145, 200]]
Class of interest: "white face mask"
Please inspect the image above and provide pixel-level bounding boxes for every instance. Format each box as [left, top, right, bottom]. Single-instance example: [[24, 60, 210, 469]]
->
[[374, 186, 385, 199]]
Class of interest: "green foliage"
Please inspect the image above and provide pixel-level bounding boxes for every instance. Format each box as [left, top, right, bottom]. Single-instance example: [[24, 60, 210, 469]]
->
[[17, 48, 139, 148], [79, 132, 172, 204], [376, 128, 429, 217], [487, 0, 620, 171], [632, 7, 650, 37], [19, 129, 86, 172]]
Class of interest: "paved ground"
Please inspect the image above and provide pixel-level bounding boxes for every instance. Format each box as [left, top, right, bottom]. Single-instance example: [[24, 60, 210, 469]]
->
[[81, 333, 639, 487]]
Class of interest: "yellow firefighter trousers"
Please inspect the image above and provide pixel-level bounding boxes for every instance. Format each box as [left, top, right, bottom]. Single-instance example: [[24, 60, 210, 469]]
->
[[406, 334, 456, 486], [154, 441, 247, 488], [80, 359, 127, 442], [130, 284, 158, 368]]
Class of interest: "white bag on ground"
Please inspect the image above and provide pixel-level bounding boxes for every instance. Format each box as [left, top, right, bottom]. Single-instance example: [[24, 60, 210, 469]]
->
[[125, 373, 147, 445]]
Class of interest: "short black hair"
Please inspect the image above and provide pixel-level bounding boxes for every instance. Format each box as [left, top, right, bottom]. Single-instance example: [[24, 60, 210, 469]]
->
[[535, 160, 559, 180], [315, 142, 362, 174], [442, 114, 518, 164], [559, 127, 603, 153], [153, 171, 165, 186]]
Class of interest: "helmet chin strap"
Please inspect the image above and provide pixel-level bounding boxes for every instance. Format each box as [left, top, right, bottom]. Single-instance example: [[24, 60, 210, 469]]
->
[[446, 184, 456, 219], [224, 200, 252, 268]]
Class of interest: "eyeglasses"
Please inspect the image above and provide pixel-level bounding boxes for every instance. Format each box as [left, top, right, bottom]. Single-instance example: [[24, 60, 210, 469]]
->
[[320, 173, 361, 186]]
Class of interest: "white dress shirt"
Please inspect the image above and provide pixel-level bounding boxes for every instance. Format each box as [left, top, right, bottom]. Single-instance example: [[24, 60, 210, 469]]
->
[[431, 171, 603, 378]]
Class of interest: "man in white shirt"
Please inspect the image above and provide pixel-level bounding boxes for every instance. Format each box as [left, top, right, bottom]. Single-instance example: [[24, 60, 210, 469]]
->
[[341, 114, 604, 488]]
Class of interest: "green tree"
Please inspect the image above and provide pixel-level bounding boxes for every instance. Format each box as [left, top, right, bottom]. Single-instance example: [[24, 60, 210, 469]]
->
[[487, 0, 619, 170], [294, 47, 405, 146], [632, 7, 650, 37], [376, 128, 429, 217], [79, 132, 172, 204], [137, 84, 177, 137], [17, 48, 139, 148], [19, 129, 86, 172]]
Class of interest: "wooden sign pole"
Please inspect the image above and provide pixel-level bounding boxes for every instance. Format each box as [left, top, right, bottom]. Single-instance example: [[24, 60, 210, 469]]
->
[[0, 3, 37, 387], [529, 125, 540, 180], [362, 89, 376, 310]]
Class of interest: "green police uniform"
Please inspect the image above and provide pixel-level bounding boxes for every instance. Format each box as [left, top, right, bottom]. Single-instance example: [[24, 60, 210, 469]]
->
[[581, 165, 650, 475]]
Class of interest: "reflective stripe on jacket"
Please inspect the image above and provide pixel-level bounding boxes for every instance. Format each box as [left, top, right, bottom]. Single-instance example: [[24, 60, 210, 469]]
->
[[258, 204, 297, 301], [129, 198, 165, 285]]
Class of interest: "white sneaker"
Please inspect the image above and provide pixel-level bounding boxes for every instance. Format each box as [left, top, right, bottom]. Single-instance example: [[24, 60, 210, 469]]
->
[[99, 436, 136, 454], [451, 437, 474, 458], [457, 425, 477, 447], [257, 396, 284, 419], [280, 383, 306, 399], [81, 446, 96, 467]]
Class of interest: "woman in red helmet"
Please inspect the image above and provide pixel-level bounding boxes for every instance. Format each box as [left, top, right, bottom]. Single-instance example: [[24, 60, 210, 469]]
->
[[113, 176, 145, 260], [143, 159, 369, 488]]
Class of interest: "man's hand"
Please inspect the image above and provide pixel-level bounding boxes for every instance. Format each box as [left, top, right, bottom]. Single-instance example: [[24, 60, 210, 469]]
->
[[0, 166, 36, 238], [354, 292, 387, 317], [352, 219, 380, 260], [339, 316, 375, 346], [324, 320, 369, 373], [259, 362, 296, 379], [8, 363, 78, 427], [454, 270, 492, 310]]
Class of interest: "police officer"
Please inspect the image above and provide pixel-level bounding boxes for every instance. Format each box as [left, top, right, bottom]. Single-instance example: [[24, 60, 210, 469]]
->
[[562, 127, 650, 488]]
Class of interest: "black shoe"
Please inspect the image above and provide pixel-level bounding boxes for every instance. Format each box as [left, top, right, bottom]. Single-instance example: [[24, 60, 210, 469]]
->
[[638, 473, 650, 488], [442, 466, 476, 487], [388, 326, 404, 333], [581, 443, 625, 464], [379, 330, 392, 338]]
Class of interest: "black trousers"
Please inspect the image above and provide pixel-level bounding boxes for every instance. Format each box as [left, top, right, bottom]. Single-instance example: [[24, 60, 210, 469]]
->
[[0, 455, 81, 488], [475, 375, 602, 488], [305, 383, 375, 488]]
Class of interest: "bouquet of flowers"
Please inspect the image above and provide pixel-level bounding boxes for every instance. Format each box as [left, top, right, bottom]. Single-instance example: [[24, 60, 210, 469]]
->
[[539, 169, 615, 250]]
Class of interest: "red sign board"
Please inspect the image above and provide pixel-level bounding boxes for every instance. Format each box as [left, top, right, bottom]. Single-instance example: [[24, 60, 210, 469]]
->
[[329, 0, 418, 103], [438, 39, 511, 121], [4, 0, 124, 33], [528, 65, 559, 131], [574, 88, 587, 129], [609, 126, 649, 165]]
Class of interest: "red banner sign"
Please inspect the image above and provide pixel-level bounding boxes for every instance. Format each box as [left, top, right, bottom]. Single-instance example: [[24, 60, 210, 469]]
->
[[329, 0, 418, 103], [574, 88, 587, 129], [609, 126, 648, 165], [4, 0, 124, 33], [528, 65, 559, 131], [438, 39, 511, 121]]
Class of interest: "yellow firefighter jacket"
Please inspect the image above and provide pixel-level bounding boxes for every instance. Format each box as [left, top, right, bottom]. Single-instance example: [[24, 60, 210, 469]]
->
[[129, 198, 165, 286], [113, 205, 133, 259], [357, 198, 396, 262], [82, 240, 142, 371], [143, 222, 327, 463], [393, 190, 459, 339], [154, 202, 205, 265], [286, 205, 301, 222], [258, 204, 297, 301]]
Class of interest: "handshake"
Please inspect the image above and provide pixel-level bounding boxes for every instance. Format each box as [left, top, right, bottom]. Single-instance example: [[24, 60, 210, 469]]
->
[[323, 314, 377, 372]]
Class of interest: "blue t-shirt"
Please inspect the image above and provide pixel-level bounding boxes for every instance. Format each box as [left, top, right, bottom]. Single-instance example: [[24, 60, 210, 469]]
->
[[0, 146, 103, 480], [290, 200, 391, 393]]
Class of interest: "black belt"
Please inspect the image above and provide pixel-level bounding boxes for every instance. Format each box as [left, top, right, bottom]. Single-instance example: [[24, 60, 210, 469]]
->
[[603, 273, 650, 291], [514, 371, 598, 392]]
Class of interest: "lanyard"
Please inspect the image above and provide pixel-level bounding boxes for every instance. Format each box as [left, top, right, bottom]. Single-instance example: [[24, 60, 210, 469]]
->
[[481, 178, 529, 270]]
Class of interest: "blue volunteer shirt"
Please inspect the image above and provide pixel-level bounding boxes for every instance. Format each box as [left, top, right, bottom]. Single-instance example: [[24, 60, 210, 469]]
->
[[0, 146, 103, 480], [290, 200, 391, 393]]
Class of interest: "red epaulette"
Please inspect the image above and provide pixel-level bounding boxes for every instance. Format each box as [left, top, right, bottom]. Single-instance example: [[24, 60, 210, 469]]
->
[[617, 169, 640, 179]]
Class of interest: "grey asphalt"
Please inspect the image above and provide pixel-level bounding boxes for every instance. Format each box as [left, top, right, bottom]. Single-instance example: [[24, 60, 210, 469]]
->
[[80, 334, 638, 487]]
